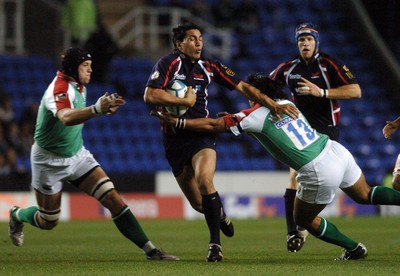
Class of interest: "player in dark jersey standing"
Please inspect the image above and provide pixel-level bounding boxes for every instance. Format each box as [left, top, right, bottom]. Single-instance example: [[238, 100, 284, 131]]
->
[[269, 23, 362, 252], [144, 22, 298, 262]]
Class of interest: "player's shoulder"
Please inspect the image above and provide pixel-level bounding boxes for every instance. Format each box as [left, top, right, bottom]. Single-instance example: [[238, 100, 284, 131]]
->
[[198, 55, 220, 68], [156, 50, 180, 65], [280, 58, 298, 67], [271, 58, 298, 74], [317, 51, 342, 65]]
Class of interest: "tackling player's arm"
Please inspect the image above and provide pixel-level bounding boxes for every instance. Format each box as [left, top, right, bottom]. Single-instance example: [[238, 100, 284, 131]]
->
[[144, 86, 196, 107], [151, 111, 226, 133], [235, 81, 298, 120]]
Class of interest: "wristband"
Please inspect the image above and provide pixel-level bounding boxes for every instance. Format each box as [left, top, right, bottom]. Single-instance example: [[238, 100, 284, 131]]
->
[[320, 89, 328, 98], [175, 117, 186, 129], [324, 89, 329, 98], [92, 95, 106, 115], [91, 104, 101, 115]]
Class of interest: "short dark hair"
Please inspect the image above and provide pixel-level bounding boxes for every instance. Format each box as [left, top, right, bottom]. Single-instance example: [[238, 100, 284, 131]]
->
[[172, 22, 202, 48], [246, 73, 288, 100]]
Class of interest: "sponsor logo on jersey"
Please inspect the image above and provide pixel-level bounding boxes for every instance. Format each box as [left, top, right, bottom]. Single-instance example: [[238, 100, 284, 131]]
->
[[221, 64, 236, 77], [311, 72, 320, 79], [193, 73, 204, 80], [289, 74, 301, 79], [56, 93, 67, 100], [226, 68, 235, 77], [274, 116, 293, 129], [175, 74, 186, 80], [151, 70, 160, 80], [343, 65, 354, 79]]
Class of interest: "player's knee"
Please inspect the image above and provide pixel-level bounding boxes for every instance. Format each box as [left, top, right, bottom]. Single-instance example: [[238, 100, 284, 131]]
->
[[37, 209, 60, 230], [89, 177, 115, 202]]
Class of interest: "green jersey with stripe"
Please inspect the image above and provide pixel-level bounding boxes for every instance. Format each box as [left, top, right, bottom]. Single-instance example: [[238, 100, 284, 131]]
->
[[224, 100, 329, 170], [34, 72, 86, 157]]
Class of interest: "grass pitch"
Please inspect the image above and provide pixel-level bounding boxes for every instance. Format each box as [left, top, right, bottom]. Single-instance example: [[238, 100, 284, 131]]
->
[[1, 217, 400, 275]]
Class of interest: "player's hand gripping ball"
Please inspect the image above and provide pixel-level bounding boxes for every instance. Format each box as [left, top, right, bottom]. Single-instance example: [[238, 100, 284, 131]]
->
[[165, 80, 188, 116]]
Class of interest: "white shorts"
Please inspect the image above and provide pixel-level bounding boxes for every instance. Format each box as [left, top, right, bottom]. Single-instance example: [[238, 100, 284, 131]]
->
[[296, 140, 362, 204], [31, 143, 100, 195]]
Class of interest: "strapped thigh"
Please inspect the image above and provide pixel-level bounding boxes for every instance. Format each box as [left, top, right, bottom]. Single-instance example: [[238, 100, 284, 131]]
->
[[90, 177, 115, 201]]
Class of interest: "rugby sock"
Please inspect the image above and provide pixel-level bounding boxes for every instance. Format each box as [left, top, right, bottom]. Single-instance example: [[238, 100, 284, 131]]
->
[[369, 186, 400, 205], [316, 217, 358, 250], [284, 189, 297, 235], [202, 192, 222, 245], [14, 206, 40, 227], [112, 206, 150, 249]]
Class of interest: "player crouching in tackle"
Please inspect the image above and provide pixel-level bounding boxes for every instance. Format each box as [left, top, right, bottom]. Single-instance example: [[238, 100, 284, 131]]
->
[[9, 47, 179, 261], [152, 73, 400, 260]]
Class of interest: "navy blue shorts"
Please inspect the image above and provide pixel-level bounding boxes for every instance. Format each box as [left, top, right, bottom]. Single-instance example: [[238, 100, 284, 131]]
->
[[163, 130, 217, 177]]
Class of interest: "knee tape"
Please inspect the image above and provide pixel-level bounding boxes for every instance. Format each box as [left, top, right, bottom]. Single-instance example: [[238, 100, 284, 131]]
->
[[90, 177, 115, 201]]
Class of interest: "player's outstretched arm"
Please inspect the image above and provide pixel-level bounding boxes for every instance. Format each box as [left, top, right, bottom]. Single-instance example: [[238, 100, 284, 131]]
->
[[57, 92, 125, 125], [235, 81, 298, 120], [150, 110, 225, 132]]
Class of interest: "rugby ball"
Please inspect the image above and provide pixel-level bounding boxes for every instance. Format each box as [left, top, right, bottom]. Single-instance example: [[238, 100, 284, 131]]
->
[[165, 80, 188, 116]]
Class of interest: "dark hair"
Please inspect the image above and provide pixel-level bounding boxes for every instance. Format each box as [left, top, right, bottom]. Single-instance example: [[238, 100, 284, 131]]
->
[[60, 47, 92, 83], [246, 73, 288, 100], [172, 22, 202, 48]]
